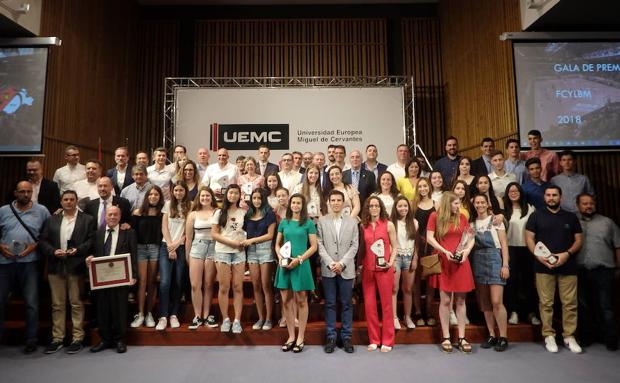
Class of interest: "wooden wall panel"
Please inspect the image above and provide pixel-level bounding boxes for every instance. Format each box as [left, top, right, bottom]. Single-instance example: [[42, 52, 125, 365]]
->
[[194, 19, 387, 77]]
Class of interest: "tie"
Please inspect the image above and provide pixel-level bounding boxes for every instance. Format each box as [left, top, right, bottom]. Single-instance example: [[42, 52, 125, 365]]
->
[[352, 171, 360, 189], [99, 201, 107, 228], [260, 163, 266, 175], [103, 228, 114, 257]]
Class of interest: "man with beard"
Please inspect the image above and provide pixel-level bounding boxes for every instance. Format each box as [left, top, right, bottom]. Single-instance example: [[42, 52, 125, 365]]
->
[[433, 136, 461, 184], [525, 185, 583, 354], [575, 193, 620, 351]]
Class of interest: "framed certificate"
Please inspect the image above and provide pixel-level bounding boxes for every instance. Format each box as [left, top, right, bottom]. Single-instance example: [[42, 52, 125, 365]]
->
[[88, 253, 132, 290]]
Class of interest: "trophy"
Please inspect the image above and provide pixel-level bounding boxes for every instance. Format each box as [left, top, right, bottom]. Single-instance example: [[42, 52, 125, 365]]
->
[[10, 240, 27, 255], [534, 241, 558, 265], [371, 239, 387, 268], [307, 201, 318, 217], [215, 175, 230, 195], [280, 241, 292, 267], [242, 182, 253, 201], [453, 227, 474, 262]]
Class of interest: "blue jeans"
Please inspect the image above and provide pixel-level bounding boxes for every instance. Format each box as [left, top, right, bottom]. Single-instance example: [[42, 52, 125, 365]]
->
[[0, 262, 39, 342], [322, 275, 354, 341], [158, 244, 186, 317]]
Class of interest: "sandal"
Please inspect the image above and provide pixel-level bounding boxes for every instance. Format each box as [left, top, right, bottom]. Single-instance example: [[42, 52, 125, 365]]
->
[[281, 340, 295, 352], [292, 342, 305, 353], [440, 337, 453, 353], [458, 337, 472, 354]]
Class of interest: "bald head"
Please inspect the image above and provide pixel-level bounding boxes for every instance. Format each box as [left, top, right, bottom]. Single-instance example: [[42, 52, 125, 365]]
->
[[97, 177, 113, 199], [106, 205, 121, 227]]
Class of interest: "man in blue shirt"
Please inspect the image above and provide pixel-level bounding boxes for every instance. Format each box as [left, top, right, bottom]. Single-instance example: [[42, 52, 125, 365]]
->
[[433, 136, 461, 184], [522, 157, 549, 210], [0, 180, 51, 353]]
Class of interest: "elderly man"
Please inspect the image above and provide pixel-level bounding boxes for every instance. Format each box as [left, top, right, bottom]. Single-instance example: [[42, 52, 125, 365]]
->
[[202, 148, 239, 201], [343, 149, 376, 205], [39, 190, 96, 354], [25, 159, 60, 214], [107, 146, 134, 196], [84, 177, 132, 228], [53, 145, 86, 193], [0, 181, 51, 353]]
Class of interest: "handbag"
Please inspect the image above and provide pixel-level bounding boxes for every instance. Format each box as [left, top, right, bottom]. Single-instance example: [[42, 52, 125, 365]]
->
[[420, 253, 441, 277]]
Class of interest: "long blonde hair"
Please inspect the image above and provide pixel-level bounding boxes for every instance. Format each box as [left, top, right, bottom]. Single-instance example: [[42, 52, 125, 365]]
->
[[435, 191, 461, 240]]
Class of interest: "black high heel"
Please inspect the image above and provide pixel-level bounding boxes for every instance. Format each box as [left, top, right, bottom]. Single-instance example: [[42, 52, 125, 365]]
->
[[282, 340, 295, 352], [293, 342, 305, 353]]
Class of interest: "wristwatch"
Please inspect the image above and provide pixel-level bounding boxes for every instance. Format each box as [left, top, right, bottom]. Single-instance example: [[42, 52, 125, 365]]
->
[[298, 257, 304, 264]]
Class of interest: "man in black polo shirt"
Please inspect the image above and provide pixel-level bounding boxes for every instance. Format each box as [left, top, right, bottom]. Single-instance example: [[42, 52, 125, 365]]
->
[[525, 185, 582, 354]]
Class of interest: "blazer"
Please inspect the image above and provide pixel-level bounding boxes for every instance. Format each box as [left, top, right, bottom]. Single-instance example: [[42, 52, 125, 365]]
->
[[94, 226, 138, 279], [6, 178, 60, 214], [39, 211, 96, 275], [84, 196, 132, 226], [316, 214, 359, 279], [258, 162, 279, 176], [107, 164, 134, 196], [361, 162, 388, 177], [471, 156, 490, 178], [343, 168, 376, 206]]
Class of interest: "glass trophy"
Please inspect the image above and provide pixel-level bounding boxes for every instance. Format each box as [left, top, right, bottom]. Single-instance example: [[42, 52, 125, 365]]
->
[[454, 227, 474, 262], [280, 241, 292, 267], [11, 240, 27, 255]]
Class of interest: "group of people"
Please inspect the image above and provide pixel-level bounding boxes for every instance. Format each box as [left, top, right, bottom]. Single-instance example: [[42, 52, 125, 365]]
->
[[0, 130, 617, 356]]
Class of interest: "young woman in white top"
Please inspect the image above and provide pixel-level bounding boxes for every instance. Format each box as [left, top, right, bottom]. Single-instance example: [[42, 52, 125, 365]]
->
[[211, 184, 246, 334], [292, 164, 326, 221], [323, 165, 360, 219], [502, 182, 539, 326], [371, 171, 400, 216], [185, 186, 219, 329], [157, 181, 189, 330], [390, 196, 419, 330], [429, 170, 445, 208]]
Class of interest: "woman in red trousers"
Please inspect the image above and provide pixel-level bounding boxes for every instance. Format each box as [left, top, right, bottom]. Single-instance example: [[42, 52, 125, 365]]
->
[[360, 196, 398, 352]]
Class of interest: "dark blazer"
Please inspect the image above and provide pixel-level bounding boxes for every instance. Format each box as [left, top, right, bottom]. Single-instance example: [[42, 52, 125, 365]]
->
[[39, 211, 96, 275], [94, 226, 138, 279], [258, 162, 280, 176], [471, 157, 490, 178], [84, 196, 133, 226], [343, 168, 376, 205], [107, 164, 134, 196], [361, 162, 388, 177]]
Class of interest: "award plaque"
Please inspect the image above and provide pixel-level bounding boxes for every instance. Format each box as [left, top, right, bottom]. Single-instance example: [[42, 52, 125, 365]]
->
[[534, 241, 558, 265], [280, 241, 292, 267], [370, 239, 387, 267], [88, 253, 132, 290]]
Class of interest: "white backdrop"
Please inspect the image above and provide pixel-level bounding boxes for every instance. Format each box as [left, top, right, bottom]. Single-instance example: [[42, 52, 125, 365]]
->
[[174, 86, 406, 162]]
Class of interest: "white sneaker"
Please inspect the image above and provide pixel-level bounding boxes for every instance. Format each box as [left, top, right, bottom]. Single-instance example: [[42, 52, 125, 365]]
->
[[394, 317, 401, 330], [221, 318, 231, 332], [156, 317, 167, 331], [170, 315, 180, 329], [145, 312, 156, 328], [529, 314, 541, 326], [449, 311, 458, 326], [232, 319, 243, 334], [130, 313, 144, 328], [252, 320, 265, 330], [508, 311, 519, 325], [564, 336, 582, 354], [545, 336, 558, 353]]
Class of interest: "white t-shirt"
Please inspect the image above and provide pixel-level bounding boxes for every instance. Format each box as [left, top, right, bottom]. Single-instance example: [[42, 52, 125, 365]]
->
[[472, 215, 505, 249], [387, 162, 406, 180], [202, 162, 238, 193], [213, 208, 246, 253], [506, 205, 534, 247], [162, 201, 186, 243], [396, 220, 415, 255]]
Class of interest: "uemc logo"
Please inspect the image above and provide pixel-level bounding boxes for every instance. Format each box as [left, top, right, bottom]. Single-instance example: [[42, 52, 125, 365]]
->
[[210, 124, 289, 150]]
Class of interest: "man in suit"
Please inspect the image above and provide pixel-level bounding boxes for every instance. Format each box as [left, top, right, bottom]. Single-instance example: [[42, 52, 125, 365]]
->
[[471, 137, 495, 177], [25, 159, 60, 214], [312, 152, 329, 190], [107, 146, 134, 196], [84, 177, 132, 229], [343, 149, 376, 206], [39, 190, 96, 354], [361, 144, 387, 181], [317, 190, 359, 354], [86, 205, 137, 353], [256, 144, 279, 176]]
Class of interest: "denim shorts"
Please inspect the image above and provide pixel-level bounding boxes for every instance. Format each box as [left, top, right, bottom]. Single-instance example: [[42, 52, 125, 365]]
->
[[137, 244, 159, 262], [246, 241, 274, 264], [189, 239, 215, 261], [394, 253, 413, 270], [215, 251, 246, 265]]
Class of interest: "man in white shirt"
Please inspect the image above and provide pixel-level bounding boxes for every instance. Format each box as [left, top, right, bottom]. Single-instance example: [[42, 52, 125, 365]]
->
[[74, 159, 111, 204], [489, 150, 517, 199], [53, 145, 86, 193], [147, 147, 174, 200], [278, 153, 302, 192], [302, 152, 314, 170], [195, 147, 210, 180], [386, 144, 410, 179], [202, 148, 239, 201]]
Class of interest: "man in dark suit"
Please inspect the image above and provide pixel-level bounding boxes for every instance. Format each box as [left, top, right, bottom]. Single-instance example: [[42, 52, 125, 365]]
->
[[107, 146, 134, 196], [26, 159, 61, 214], [361, 144, 388, 181], [39, 190, 96, 354], [86, 205, 137, 353], [256, 144, 280, 176], [84, 177, 132, 228], [343, 149, 376, 206], [471, 137, 495, 177]]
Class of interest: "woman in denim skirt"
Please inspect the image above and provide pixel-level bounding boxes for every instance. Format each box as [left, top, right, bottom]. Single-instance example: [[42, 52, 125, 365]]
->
[[185, 186, 219, 329], [242, 189, 277, 331], [471, 194, 510, 351]]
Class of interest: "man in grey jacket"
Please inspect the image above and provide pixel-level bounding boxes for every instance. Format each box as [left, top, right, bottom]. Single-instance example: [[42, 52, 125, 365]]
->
[[317, 190, 359, 354]]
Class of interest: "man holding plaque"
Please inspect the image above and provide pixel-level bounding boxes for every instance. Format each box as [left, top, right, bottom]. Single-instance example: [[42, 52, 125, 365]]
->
[[86, 205, 137, 353], [39, 190, 96, 354], [317, 190, 359, 353], [525, 185, 583, 354], [0, 180, 51, 353]]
